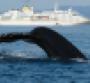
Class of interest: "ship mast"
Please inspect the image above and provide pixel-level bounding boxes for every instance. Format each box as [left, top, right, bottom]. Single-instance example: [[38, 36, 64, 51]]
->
[[22, 0, 30, 7], [54, 0, 59, 12]]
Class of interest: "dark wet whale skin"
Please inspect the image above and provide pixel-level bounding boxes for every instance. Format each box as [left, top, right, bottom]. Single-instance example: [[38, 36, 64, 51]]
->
[[0, 27, 87, 60]]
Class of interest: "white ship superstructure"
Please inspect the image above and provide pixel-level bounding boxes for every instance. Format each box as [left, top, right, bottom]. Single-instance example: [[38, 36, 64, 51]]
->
[[0, 5, 89, 26]]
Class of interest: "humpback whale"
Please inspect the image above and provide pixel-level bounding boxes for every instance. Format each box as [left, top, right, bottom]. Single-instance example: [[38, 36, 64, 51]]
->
[[0, 27, 87, 60]]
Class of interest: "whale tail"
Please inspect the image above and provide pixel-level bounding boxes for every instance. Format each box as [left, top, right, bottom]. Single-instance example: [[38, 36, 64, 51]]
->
[[0, 26, 87, 60]]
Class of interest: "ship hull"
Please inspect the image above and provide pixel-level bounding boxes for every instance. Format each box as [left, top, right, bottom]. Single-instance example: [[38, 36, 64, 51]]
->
[[0, 20, 56, 26], [0, 20, 89, 26]]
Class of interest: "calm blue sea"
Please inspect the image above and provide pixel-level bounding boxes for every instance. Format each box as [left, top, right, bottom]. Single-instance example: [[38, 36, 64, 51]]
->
[[0, 7, 90, 83]]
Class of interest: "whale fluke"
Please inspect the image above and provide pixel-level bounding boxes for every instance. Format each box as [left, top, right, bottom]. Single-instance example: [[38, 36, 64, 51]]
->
[[0, 27, 87, 60]]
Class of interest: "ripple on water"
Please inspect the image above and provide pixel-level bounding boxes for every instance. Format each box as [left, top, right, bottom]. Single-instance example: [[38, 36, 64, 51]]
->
[[0, 61, 90, 83]]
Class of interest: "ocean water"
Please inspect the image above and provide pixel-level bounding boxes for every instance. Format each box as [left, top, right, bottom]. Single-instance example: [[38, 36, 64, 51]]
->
[[0, 7, 90, 83]]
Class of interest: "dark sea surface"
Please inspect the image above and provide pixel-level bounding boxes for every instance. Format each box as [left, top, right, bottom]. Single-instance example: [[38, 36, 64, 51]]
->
[[0, 7, 90, 83]]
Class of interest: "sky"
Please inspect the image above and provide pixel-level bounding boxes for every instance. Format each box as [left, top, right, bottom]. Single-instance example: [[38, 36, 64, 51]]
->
[[0, 0, 90, 12]]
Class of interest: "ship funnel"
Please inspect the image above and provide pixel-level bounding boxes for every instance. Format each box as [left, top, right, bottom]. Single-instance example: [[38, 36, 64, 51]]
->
[[22, 5, 33, 15]]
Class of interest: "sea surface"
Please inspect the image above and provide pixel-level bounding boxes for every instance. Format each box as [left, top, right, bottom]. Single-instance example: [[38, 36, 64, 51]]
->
[[0, 7, 90, 83]]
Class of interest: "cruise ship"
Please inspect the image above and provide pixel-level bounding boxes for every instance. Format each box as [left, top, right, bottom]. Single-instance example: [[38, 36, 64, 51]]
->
[[0, 5, 89, 26]]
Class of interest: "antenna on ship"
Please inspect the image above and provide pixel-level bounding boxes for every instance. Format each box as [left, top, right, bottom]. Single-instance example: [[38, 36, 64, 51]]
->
[[54, 0, 59, 12], [23, 0, 30, 6]]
